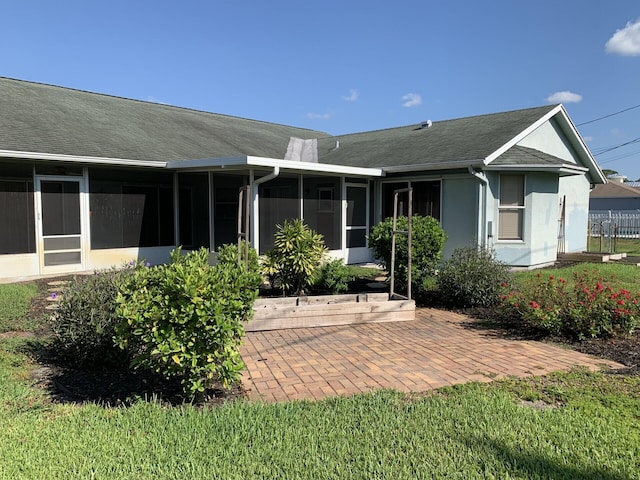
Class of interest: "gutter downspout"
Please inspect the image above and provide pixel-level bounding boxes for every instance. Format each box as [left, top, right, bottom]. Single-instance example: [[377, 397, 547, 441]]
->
[[468, 166, 488, 247], [251, 166, 280, 253]]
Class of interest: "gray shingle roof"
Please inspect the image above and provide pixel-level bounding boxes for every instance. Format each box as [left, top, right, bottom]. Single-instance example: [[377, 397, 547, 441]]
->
[[316, 105, 558, 168], [0, 77, 328, 162], [491, 145, 566, 166], [590, 182, 640, 198]]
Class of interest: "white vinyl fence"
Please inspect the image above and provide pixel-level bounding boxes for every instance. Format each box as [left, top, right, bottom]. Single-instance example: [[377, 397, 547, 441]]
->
[[589, 211, 640, 238]]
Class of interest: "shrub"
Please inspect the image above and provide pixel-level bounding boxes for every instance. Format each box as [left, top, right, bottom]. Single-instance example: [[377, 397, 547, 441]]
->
[[311, 258, 352, 294], [115, 247, 262, 398], [368, 215, 446, 295], [217, 240, 260, 273], [437, 246, 510, 308], [261, 219, 327, 295], [49, 264, 141, 368], [501, 269, 639, 339]]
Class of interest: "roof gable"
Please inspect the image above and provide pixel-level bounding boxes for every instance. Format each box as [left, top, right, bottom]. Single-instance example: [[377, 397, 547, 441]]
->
[[316, 105, 558, 169]]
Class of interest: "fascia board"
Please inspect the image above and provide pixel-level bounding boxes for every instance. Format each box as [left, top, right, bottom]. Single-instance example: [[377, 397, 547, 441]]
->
[[382, 159, 485, 173], [169, 155, 385, 177], [484, 163, 588, 175], [484, 105, 563, 165], [0, 149, 167, 168]]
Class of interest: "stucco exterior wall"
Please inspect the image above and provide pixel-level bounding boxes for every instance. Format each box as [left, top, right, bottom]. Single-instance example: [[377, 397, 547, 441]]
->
[[559, 174, 591, 253], [492, 172, 560, 267], [517, 118, 579, 163], [440, 176, 478, 258]]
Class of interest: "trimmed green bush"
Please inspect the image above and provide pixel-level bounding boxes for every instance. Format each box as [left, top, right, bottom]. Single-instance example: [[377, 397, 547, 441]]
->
[[115, 247, 262, 398], [261, 219, 327, 295], [368, 215, 446, 295], [311, 258, 352, 294], [437, 246, 510, 308], [49, 265, 140, 368]]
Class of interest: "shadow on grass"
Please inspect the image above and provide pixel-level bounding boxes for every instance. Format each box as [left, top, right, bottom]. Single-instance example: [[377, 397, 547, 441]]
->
[[464, 433, 632, 480], [21, 339, 244, 407]]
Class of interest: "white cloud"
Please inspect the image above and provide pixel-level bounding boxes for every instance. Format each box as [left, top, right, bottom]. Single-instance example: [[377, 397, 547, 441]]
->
[[402, 93, 422, 107], [582, 135, 593, 142], [546, 91, 583, 104], [343, 89, 359, 102], [305, 112, 332, 120], [605, 18, 640, 56]]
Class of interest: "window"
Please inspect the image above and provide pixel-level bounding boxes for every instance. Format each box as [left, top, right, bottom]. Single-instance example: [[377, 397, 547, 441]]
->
[[382, 180, 441, 220], [498, 175, 524, 240], [303, 176, 340, 250], [89, 168, 175, 249], [0, 162, 36, 254]]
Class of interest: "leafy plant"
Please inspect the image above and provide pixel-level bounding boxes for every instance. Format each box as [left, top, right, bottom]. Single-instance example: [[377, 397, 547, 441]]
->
[[261, 219, 327, 295], [49, 264, 141, 368], [368, 215, 446, 295], [115, 247, 262, 398], [311, 258, 352, 294], [437, 245, 510, 308]]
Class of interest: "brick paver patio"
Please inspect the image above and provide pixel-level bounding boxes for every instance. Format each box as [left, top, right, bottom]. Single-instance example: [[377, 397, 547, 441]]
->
[[240, 308, 623, 402]]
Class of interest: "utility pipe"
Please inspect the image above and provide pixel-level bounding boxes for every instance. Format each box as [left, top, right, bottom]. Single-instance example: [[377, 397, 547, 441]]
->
[[251, 166, 280, 252], [468, 166, 488, 247]]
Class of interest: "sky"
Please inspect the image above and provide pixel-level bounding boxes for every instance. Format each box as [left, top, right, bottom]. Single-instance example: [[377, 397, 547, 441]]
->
[[1, 1, 639, 178]]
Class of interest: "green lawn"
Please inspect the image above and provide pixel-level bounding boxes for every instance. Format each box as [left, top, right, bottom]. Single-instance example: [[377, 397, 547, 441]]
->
[[1, 339, 638, 479], [0, 282, 39, 333], [588, 237, 640, 256], [1, 272, 639, 478], [513, 262, 640, 292]]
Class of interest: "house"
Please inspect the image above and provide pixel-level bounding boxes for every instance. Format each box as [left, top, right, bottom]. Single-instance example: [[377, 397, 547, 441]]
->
[[0, 77, 605, 281], [589, 176, 640, 211]]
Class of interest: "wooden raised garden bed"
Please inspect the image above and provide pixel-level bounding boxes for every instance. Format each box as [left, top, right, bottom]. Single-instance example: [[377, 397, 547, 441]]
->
[[247, 292, 415, 331]]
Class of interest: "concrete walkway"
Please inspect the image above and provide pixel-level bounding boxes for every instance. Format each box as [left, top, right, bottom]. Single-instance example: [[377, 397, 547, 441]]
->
[[240, 308, 623, 403]]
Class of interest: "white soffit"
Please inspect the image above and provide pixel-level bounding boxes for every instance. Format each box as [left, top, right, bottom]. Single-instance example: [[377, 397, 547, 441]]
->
[[167, 156, 385, 177]]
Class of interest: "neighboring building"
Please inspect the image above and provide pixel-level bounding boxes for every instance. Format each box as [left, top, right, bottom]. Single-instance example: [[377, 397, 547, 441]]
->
[[590, 176, 640, 211], [0, 77, 605, 281]]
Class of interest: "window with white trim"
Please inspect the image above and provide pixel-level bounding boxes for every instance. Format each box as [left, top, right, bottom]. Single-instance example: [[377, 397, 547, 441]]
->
[[498, 175, 524, 240]]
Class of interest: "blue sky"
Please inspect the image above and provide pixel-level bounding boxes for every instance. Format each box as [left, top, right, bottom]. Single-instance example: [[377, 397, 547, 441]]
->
[[2, 1, 639, 178]]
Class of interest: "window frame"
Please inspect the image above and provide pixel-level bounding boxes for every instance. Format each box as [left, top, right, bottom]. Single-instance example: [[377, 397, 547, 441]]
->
[[497, 174, 525, 242]]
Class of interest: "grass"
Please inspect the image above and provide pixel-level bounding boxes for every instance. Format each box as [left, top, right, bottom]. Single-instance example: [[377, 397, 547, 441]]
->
[[0, 282, 40, 333], [0, 338, 638, 479], [1, 269, 639, 478], [588, 237, 640, 256], [512, 262, 640, 292]]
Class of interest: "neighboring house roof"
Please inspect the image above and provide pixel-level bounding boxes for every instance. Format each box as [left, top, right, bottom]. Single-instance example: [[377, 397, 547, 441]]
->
[[0, 77, 328, 163], [590, 181, 640, 198]]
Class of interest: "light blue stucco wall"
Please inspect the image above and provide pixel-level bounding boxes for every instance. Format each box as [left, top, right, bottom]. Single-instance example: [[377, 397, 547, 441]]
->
[[491, 173, 560, 267], [441, 176, 478, 258], [559, 174, 590, 253], [518, 119, 578, 164]]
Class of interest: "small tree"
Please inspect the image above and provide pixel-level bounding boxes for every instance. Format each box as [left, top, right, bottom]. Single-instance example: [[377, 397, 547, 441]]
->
[[368, 215, 447, 295], [261, 219, 327, 295]]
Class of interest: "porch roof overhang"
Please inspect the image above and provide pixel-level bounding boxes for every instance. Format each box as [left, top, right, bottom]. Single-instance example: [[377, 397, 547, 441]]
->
[[483, 163, 589, 176], [166, 155, 385, 177], [0, 149, 167, 168], [381, 159, 485, 174]]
